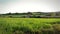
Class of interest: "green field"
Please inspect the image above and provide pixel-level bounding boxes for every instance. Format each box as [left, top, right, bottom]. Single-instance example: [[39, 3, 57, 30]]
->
[[0, 18, 60, 34]]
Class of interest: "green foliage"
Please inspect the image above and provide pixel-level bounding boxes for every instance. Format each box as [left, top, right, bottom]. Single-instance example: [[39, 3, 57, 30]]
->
[[0, 18, 60, 34]]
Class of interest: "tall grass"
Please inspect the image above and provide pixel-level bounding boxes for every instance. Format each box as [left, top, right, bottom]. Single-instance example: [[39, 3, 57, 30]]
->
[[0, 18, 60, 34]]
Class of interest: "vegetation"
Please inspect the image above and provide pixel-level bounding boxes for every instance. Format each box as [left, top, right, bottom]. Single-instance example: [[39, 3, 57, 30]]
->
[[0, 12, 60, 18], [0, 12, 60, 34], [0, 18, 60, 34]]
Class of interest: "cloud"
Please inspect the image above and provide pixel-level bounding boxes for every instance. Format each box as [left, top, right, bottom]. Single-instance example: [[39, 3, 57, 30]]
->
[[0, 0, 60, 14]]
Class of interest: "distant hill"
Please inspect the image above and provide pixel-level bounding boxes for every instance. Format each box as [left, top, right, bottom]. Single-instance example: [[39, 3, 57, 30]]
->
[[0, 12, 60, 18]]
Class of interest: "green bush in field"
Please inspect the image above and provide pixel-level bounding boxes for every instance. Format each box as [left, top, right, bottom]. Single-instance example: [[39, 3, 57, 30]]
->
[[0, 18, 60, 34]]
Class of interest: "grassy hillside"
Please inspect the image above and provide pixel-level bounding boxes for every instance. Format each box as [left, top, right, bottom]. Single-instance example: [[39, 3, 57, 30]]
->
[[0, 18, 60, 34]]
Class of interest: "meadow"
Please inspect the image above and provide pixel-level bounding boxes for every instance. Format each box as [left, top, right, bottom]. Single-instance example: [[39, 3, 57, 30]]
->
[[0, 18, 60, 34]]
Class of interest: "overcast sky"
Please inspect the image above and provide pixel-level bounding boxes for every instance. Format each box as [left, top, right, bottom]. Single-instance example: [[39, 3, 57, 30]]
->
[[0, 0, 60, 14]]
